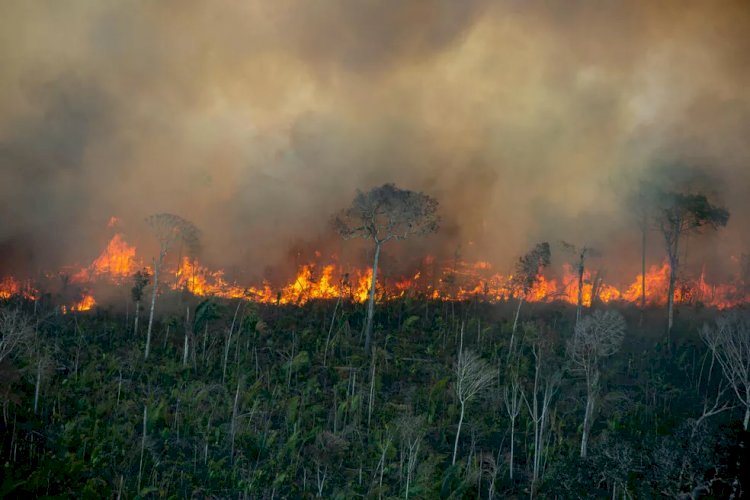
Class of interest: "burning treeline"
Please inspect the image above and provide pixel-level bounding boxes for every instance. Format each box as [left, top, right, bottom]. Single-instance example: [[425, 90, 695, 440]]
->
[[1, 224, 747, 312]]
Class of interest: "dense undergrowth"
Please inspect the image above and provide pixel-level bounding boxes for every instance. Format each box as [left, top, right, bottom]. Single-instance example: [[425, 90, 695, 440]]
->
[[1, 294, 747, 498]]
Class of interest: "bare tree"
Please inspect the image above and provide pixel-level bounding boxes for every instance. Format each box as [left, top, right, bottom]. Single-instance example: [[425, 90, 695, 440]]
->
[[626, 181, 658, 325], [567, 310, 626, 458], [655, 193, 728, 336], [396, 413, 426, 500], [334, 183, 439, 354], [521, 336, 560, 496], [453, 349, 494, 465], [308, 431, 348, 497], [0, 307, 32, 364], [32, 342, 54, 415], [561, 242, 599, 325], [510, 242, 551, 352], [502, 356, 521, 481], [700, 313, 750, 430], [144, 213, 200, 359]]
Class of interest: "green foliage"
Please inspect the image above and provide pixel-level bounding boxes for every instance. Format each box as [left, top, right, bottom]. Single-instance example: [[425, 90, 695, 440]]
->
[[0, 297, 746, 497]]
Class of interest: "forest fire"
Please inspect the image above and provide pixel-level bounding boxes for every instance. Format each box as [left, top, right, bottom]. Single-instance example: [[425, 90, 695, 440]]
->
[[1, 233, 748, 310], [71, 233, 139, 283], [71, 293, 96, 312], [0, 276, 38, 301]]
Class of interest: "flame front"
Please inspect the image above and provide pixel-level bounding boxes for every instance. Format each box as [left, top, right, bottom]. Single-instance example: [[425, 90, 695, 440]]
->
[[2, 232, 749, 310]]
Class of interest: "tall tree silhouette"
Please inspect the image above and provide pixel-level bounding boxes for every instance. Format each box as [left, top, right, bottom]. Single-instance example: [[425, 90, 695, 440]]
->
[[334, 183, 439, 354]]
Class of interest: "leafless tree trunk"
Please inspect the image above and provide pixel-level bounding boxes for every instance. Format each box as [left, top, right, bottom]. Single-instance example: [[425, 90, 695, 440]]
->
[[701, 313, 750, 430], [323, 293, 341, 367], [138, 404, 147, 491], [580, 370, 597, 458], [397, 413, 425, 500], [33, 356, 43, 414], [373, 432, 392, 497], [576, 262, 585, 324], [144, 213, 200, 360], [666, 231, 679, 338], [656, 193, 728, 338], [522, 344, 560, 496], [183, 306, 190, 367], [453, 350, 493, 465], [316, 465, 327, 497], [510, 297, 523, 356], [640, 215, 647, 325], [133, 299, 140, 336], [230, 377, 242, 462], [502, 365, 521, 480], [334, 184, 439, 356], [364, 242, 381, 354], [367, 348, 377, 429], [223, 301, 242, 384], [568, 310, 626, 458], [145, 253, 163, 360]]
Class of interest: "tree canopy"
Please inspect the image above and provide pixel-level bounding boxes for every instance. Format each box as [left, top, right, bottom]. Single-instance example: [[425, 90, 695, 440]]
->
[[334, 183, 439, 244]]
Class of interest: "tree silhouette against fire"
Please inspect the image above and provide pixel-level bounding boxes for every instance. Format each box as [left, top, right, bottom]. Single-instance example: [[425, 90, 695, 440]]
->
[[334, 183, 439, 355]]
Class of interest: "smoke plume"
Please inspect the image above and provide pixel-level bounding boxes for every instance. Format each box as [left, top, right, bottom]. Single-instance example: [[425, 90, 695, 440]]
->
[[1, 0, 749, 284]]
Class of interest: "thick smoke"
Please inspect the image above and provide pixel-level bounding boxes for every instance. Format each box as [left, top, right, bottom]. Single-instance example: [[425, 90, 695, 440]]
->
[[1, 0, 749, 285]]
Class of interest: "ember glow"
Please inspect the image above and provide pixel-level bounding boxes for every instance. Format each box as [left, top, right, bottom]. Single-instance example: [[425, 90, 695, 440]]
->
[[2, 233, 747, 311]]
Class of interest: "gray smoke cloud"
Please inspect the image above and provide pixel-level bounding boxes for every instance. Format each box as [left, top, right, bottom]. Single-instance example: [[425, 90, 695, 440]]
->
[[1, 0, 749, 285]]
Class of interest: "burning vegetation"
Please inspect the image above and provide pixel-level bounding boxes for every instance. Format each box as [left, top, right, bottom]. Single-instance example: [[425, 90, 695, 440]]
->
[[1, 229, 747, 312]]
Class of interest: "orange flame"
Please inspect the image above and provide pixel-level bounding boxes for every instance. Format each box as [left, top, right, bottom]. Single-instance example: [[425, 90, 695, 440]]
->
[[72, 293, 96, 311], [2, 227, 749, 310], [72, 233, 140, 283], [0, 277, 39, 301]]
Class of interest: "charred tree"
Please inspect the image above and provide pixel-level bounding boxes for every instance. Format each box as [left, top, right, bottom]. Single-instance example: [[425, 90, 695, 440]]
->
[[334, 183, 439, 355], [562, 242, 599, 325]]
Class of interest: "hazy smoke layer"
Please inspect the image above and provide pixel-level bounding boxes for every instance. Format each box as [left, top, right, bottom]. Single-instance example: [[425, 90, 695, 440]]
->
[[1, 0, 749, 283]]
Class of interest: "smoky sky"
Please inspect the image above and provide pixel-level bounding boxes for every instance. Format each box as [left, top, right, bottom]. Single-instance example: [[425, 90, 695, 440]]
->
[[1, 0, 749, 283]]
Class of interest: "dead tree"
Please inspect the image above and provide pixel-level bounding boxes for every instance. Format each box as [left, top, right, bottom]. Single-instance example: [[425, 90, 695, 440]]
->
[[510, 242, 550, 353], [561, 242, 599, 325], [700, 313, 750, 430], [521, 334, 560, 497], [144, 213, 200, 360], [334, 183, 439, 355], [567, 310, 626, 458], [453, 349, 494, 465], [396, 413, 426, 499], [627, 182, 658, 325], [502, 353, 522, 481], [655, 193, 728, 337]]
